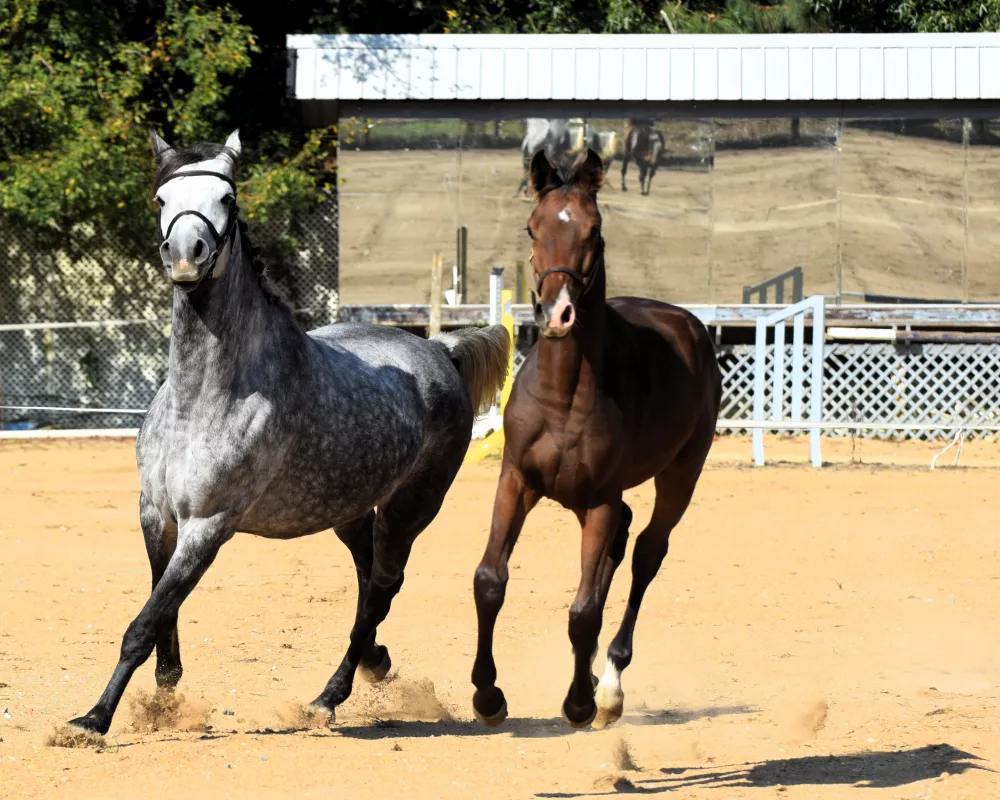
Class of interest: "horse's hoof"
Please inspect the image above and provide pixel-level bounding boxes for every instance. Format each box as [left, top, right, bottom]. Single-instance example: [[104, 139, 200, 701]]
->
[[306, 700, 336, 723], [359, 648, 391, 684], [66, 714, 108, 735], [562, 699, 597, 730], [592, 704, 623, 730], [473, 698, 508, 728], [593, 683, 624, 730], [472, 688, 508, 728]]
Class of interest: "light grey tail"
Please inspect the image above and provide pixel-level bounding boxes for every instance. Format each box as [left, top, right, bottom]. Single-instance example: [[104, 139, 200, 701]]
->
[[434, 325, 511, 415]]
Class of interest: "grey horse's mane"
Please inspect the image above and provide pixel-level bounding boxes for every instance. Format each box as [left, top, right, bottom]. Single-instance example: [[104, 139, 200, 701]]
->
[[152, 141, 285, 307]]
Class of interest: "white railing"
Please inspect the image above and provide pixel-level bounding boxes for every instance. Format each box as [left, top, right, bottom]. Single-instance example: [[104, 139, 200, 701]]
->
[[752, 295, 826, 467]]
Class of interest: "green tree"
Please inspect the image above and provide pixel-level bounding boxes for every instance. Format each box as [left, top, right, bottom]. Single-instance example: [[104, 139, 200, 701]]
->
[[0, 0, 335, 259]]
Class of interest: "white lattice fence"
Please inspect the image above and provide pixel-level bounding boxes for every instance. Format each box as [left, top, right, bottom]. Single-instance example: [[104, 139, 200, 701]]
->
[[511, 341, 1000, 441]]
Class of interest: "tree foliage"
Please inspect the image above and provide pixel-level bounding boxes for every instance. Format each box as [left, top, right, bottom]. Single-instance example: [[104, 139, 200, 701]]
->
[[0, 0, 335, 255]]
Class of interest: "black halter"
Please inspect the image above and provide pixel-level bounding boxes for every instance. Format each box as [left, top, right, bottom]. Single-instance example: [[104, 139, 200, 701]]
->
[[156, 169, 240, 284], [533, 236, 605, 300]]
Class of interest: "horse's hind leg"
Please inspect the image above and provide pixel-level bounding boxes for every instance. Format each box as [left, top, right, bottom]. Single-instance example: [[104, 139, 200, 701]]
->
[[139, 493, 182, 689], [643, 161, 659, 195], [310, 457, 460, 716], [594, 456, 707, 729], [637, 161, 650, 195], [333, 510, 391, 683], [68, 517, 234, 734]]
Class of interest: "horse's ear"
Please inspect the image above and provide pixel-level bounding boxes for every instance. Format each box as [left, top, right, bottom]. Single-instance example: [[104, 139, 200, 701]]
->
[[149, 129, 174, 164], [530, 148, 561, 197], [224, 129, 242, 158], [571, 149, 604, 197]]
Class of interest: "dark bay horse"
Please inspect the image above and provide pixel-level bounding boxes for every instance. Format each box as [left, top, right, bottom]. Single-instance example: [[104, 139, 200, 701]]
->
[[472, 148, 720, 730], [67, 130, 509, 735], [620, 119, 665, 195]]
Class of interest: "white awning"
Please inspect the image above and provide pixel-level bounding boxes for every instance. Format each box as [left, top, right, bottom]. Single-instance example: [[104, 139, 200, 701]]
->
[[287, 32, 1000, 103]]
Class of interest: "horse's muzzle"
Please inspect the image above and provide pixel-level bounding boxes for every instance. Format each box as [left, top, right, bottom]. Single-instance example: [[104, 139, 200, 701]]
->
[[535, 289, 576, 338]]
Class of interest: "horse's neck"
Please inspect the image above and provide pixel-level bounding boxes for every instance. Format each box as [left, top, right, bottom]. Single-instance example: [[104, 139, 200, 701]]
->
[[168, 235, 294, 402], [534, 269, 608, 406]]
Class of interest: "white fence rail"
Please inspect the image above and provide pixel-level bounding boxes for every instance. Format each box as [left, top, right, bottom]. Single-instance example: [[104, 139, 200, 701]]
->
[[753, 295, 825, 467]]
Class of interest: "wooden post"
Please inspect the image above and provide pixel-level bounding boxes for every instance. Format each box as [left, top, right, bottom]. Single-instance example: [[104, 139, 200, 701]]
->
[[429, 253, 443, 338], [456, 226, 468, 304]]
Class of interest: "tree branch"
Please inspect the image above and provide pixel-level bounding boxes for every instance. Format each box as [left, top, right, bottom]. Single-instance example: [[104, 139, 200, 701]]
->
[[660, 7, 677, 33]]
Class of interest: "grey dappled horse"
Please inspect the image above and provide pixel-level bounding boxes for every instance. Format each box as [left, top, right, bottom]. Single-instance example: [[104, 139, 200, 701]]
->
[[68, 130, 509, 735], [516, 119, 573, 196]]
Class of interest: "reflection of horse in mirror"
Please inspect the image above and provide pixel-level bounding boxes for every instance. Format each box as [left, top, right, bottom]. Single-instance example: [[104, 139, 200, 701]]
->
[[516, 119, 618, 196], [473, 148, 721, 731], [516, 119, 572, 196], [621, 119, 665, 195], [67, 129, 511, 736]]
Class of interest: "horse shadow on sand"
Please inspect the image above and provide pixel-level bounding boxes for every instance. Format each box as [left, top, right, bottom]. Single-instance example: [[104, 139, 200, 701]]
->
[[219, 704, 757, 742], [536, 743, 989, 797]]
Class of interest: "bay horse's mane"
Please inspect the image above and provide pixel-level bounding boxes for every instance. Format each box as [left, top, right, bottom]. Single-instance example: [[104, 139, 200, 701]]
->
[[152, 141, 285, 307]]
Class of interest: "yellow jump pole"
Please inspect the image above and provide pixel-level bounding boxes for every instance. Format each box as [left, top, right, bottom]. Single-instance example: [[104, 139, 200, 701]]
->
[[464, 287, 514, 464]]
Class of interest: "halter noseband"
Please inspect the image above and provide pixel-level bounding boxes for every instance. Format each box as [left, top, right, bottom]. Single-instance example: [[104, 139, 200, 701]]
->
[[533, 236, 605, 299], [156, 169, 240, 285]]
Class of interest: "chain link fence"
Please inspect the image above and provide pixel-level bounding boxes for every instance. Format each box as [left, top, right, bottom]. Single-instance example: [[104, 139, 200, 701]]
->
[[0, 194, 338, 430]]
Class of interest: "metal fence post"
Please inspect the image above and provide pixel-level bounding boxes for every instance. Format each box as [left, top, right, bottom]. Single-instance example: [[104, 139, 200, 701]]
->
[[753, 316, 767, 466], [810, 297, 826, 467]]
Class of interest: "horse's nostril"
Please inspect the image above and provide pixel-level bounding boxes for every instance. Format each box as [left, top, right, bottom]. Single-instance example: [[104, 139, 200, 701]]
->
[[194, 240, 205, 258], [561, 305, 573, 325]]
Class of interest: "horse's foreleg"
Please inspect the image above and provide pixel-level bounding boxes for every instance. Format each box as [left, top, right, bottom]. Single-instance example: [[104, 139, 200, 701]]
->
[[596, 469, 700, 729], [139, 494, 182, 690], [471, 466, 537, 727], [333, 510, 390, 682], [68, 517, 234, 735], [563, 499, 622, 728], [621, 151, 632, 191]]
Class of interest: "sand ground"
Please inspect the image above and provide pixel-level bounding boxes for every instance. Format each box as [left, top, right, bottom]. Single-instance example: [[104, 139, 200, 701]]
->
[[0, 437, 998, 799]]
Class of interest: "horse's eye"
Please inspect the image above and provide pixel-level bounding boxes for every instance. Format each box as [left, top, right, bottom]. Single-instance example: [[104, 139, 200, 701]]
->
[[222, 194, 235, 206], [525, 226, 534, 240], [153, 196, 164, 207]]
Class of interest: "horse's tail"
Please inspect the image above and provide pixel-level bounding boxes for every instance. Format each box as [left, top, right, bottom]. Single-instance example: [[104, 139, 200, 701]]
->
[[433, 326, 511, 415]]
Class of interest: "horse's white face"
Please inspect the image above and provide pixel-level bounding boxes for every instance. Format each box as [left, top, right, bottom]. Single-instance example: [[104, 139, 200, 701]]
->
[[151, 130, 241, 288]]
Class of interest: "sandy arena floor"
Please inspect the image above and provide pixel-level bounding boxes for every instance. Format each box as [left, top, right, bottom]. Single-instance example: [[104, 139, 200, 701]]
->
[[0, 437, 998, 798]]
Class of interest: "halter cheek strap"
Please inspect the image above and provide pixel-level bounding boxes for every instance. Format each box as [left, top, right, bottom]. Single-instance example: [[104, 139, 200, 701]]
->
[[533, 237, 605, 302], [156, 169, 240, 284]]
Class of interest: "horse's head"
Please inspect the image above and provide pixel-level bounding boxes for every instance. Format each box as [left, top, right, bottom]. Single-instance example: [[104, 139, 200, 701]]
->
[[526, 148, 605, 339], [150, 130, 242, 292]]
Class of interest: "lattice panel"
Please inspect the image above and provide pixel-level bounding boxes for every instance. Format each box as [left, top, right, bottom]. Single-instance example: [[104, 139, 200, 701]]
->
[[512, 341, 1000, 441]]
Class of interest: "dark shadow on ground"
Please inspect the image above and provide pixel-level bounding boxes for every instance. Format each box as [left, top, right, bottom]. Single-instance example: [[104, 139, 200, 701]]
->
[[127, 704, 755, 744], [331, 705, 756, 741], [536, 744, 989, 797]]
